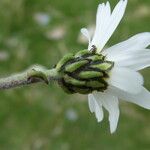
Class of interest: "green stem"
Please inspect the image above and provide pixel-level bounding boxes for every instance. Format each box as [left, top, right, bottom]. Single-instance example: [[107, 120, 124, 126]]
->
[[0, 65, 59, 90]]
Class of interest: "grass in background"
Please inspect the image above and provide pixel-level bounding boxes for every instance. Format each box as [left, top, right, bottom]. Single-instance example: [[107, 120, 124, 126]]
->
[[0, 0, 150, 149]]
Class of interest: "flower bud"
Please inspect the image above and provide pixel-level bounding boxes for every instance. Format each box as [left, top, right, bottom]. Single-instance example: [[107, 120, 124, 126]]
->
[[55, 49, 114, 94]]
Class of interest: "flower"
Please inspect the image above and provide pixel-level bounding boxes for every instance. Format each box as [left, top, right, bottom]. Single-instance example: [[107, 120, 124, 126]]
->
[[81, 0, 150, 133]]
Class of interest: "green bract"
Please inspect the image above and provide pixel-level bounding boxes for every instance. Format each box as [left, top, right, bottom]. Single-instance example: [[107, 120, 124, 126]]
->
[[55, 49, 114, 94]]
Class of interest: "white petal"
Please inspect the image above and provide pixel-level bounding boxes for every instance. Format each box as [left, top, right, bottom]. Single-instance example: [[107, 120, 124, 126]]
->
[[92, 2, 110, 50], [108, 67, 143, 94], [92, 0, 127, 52], [88, 94, 95, 113], [93, 92, 119, 133], [109, 86, 150, 109], [104, 32, 150, 58], [88, 94, 104, 122], [81, 28, 91, 50], [114, 49, 150, 70]]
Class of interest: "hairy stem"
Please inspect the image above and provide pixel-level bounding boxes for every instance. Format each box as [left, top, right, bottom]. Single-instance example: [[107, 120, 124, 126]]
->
[[0, 65, 59, 90]]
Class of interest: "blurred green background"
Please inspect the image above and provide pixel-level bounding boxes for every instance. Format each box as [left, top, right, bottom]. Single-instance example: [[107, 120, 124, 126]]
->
[[0, 0, 150, 149]]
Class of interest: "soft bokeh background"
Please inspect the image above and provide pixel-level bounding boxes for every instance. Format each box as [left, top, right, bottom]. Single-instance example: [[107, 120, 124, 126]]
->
[[0, 0, 150, 149]]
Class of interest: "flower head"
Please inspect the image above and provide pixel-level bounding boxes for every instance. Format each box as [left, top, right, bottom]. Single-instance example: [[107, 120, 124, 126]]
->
[[55, 0, 150, 133], [80, 0, 150, 133]]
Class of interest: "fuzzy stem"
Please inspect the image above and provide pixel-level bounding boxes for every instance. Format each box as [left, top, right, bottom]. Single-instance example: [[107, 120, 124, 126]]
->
[[0, 65, 59, 90]]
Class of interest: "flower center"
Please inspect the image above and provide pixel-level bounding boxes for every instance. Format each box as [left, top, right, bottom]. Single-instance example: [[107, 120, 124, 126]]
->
[[55, 48, 114, 94]]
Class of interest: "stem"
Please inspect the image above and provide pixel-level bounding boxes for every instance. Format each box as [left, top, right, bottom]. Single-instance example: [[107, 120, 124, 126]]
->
[[0, 65, 60, 90]]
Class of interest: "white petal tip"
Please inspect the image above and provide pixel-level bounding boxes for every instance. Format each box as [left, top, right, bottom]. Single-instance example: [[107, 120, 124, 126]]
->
[[97, 117, 103, 123], [109, 118, 118, 134], [80, 28, 87, 33], [80, 28, 90, 37], [80, 28, 91, 49], [110, 129, 116, 134], [109, 121, 118, 134]]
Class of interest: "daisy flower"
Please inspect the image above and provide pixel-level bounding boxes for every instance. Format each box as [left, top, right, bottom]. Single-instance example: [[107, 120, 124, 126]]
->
[[80, 0, 150, 133]]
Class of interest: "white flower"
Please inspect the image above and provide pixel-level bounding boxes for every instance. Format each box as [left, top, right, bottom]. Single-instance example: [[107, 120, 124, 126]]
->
[[81, 0, 150, 133]]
